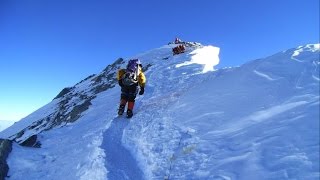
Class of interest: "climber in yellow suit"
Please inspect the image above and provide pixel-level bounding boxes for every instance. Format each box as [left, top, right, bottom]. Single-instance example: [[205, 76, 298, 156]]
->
[[116, 59, 146, 118]]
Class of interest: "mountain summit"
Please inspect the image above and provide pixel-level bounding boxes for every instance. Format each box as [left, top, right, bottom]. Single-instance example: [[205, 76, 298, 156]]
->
[[0, 42, 319, 180]]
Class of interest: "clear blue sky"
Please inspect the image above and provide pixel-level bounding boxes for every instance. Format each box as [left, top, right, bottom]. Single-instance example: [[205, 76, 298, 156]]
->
[[0, 0, 319, 121]]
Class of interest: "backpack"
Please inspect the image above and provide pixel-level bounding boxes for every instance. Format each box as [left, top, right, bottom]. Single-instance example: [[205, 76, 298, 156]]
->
[[121, 59, 140, 86]]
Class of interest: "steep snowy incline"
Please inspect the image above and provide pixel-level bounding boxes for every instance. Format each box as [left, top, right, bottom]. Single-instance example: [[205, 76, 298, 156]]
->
[[4, 89, 120, 179], [0, 42, 218, 179], [1, 42, 318, 180], [122, 44, 319, 179], [100, 43, 220, 180]]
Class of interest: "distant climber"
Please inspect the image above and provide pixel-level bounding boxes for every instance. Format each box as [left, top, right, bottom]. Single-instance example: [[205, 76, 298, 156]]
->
[[116, 59, 146, 118], [172, 44, 185, 55], [174, 37, 182, 44], [167, 37, 185, 45]]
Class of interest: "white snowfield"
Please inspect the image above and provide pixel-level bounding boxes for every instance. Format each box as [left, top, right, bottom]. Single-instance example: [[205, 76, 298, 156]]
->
[[0, 43, 319, 180]]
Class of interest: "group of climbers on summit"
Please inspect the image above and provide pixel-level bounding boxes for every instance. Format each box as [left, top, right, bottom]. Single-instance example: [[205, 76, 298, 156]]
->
[[172, 37, 186, 55]]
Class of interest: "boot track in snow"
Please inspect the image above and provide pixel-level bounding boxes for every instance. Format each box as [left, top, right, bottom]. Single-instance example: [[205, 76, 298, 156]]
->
[[102, 117, 144, 180]]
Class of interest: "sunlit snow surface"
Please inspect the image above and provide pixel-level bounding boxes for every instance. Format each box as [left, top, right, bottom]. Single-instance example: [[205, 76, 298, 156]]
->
[[1, 43, 319, 180], [176, 45, 220, 73]]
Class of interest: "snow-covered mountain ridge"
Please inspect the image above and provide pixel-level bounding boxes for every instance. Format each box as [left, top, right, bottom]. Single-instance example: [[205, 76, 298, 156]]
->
[[0, 121, 14, 133], [0, 42, 319, 180]]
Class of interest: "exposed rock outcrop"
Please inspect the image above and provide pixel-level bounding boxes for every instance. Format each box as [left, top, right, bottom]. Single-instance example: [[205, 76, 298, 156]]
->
[[0, 139, 12, 180], [20, 135, 41, 148]]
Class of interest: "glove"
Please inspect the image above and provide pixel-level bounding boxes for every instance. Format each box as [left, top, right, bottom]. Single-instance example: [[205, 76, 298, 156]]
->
[[139, 87, 144, 95], [118, 80, 123, 87]]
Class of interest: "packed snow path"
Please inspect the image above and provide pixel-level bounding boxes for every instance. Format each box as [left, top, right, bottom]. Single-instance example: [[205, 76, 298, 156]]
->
[[102, 117, 144, 180]]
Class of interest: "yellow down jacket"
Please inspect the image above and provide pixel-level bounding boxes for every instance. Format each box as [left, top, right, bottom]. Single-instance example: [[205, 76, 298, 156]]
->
[[116, 66, 146, 87]]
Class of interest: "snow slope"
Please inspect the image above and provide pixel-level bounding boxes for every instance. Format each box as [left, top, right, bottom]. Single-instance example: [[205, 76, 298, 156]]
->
[[0, 42, 319, 180], [122, 44, 319, 179]]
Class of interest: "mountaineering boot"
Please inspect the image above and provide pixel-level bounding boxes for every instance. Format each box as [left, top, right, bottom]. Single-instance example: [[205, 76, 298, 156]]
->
[[118, 104, 125, 115], [126, 109, 133, 118]]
